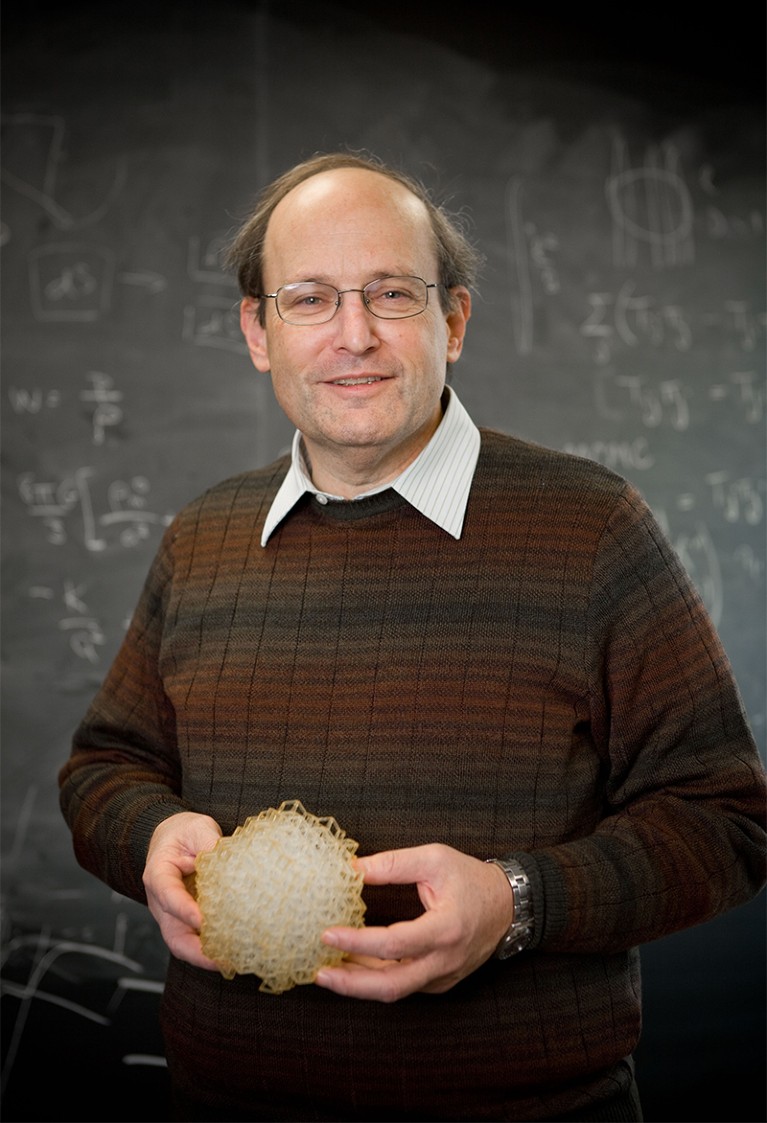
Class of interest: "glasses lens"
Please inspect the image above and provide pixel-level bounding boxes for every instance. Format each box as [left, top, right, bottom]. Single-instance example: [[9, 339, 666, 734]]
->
[[276, 282, 338, 324], [365, 277, 428, 319]]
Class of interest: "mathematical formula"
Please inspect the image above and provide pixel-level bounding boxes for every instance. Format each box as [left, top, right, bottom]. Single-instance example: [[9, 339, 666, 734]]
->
[[18, 466, 174, 552]]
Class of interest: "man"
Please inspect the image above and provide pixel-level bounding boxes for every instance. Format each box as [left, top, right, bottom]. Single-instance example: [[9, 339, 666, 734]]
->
[[59, 151, 766, 1122]]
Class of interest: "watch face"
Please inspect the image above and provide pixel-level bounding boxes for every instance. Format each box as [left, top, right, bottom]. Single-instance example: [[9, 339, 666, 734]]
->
[[497, 927, 533, 959]]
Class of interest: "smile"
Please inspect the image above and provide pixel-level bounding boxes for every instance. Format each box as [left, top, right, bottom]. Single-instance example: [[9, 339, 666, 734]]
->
[[330, 376, 384, 386]]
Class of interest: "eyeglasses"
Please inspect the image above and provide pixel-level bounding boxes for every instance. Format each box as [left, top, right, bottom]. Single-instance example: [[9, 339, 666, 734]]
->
[[258, 275, 439, 325]]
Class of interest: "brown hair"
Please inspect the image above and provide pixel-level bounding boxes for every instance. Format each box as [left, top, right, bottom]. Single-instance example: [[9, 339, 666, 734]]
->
[[224, 151, 482, 322]]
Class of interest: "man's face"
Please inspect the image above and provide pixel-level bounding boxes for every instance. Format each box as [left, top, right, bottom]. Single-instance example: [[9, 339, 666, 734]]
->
[[240, 168, 470, 490]]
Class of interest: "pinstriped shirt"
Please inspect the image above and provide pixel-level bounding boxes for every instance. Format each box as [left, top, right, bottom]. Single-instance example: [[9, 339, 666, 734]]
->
[[260, 386, 480, 546]]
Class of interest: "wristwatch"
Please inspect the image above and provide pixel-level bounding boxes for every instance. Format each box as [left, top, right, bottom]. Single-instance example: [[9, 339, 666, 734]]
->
[[486, 857, 534, 958]]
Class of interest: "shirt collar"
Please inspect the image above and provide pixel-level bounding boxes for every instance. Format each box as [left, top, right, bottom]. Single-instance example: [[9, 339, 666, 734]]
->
[[260, 386, 480, 546]]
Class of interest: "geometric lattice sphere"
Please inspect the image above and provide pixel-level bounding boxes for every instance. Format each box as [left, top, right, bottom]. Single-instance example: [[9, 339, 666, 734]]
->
[[191, 800, 366, 994]]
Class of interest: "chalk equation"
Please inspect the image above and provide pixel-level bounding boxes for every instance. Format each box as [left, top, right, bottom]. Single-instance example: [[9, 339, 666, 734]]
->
[[18, 466, 174, 552], [507, 134, 765, 358], [593, 368, 763, 429], [704, 471, 764, 527], [79, 371, 124, 444], [28, 580, 107, 663], [8, 369, 141, 446], [581, 285, 765, 365]]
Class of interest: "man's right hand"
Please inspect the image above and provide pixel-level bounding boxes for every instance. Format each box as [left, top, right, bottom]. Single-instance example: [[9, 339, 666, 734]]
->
[[143, 811, 222, 969]]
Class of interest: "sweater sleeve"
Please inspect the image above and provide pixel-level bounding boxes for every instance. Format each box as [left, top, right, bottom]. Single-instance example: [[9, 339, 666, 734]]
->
[[58, 520, 191, 905], [518, 483, 766, 953]]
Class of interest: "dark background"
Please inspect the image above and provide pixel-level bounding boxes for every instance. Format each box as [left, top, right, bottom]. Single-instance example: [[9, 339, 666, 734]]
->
[[2, 2, 765, 1121]]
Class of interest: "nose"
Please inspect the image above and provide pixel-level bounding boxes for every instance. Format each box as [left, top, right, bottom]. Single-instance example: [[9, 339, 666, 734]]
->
[[331, 289, 380, 353]]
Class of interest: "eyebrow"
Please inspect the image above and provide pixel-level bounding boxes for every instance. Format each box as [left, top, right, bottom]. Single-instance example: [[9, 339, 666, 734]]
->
[[283, 271, 421, 287]]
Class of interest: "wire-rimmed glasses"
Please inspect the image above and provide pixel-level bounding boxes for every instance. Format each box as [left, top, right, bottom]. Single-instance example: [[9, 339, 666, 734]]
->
[[258, 275, 439, 325]]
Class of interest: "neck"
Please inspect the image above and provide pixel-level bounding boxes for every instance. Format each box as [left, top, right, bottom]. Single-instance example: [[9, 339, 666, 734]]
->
[[302, 441, 410, 499], [301, 395, 447, 498]]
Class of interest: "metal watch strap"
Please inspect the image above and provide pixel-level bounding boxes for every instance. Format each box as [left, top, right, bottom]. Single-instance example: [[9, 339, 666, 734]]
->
[[486, 857, 534, 958]]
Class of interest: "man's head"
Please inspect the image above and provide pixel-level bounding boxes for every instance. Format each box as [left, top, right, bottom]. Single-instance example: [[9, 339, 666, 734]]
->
[[232, 152, 478, 495], [226, 151, 482, 323]]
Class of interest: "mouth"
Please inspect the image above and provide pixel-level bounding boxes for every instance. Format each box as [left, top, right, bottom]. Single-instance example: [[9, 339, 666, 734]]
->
[[327, 375, 386, 387]]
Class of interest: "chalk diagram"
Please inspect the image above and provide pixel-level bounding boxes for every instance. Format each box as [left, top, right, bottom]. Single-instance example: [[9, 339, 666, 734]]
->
[[1, 113, 167, 321]]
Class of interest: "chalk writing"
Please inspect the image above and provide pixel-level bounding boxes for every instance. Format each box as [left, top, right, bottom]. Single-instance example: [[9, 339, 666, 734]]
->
[[0, 112, 127, 231], [1, 932, 157, 1095], [506, 176, 534, 355], [705, 472, 764, 526], [594, 368, 763, 428], [655, 511, 724, 625], [183, 294, 245, 353], [607, 136, 695, 270], [718, 301, 765, 352], [708, 371, 763, 423], [699, 162, 766, 241], [80, 371, 124, 444], [594, 371, 691, 430], [525, 221, 560, 295], [183, 234, 245, 352], [582, 283, 693, 363], [29, 242, 114, 322], [18, 467, 174, 551], [28, 246, 165, 323], [584, 293, 765, 362], [562, 437, 654, 473], [118, 270, 167, 294], [8, 387, 62, 413], [705, 205, 765, 240], [734, 544, 765, 581], [187, 234, 232, 284], [29, 580, 105, 662]]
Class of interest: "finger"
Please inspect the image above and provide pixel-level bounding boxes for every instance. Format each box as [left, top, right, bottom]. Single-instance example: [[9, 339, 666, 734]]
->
[[323, 910, 443, 962], [315, 955, 434, 1002]]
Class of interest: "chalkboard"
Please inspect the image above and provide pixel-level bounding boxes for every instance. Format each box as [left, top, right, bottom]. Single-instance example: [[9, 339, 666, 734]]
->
[[2, 3, 764, 1121]]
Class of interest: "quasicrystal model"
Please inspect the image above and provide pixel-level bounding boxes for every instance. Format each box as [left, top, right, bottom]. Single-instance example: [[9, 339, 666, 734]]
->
[[189, 799, 366, 994]]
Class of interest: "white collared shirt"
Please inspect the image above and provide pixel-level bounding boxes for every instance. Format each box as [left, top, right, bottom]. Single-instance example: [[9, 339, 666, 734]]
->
[[260, 387, 481, 546]]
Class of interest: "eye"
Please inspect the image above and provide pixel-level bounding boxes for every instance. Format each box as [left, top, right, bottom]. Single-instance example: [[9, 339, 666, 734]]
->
[[380, 285, 414, 303], [280, 283, 336, 313], [366, 277, 423, 310]]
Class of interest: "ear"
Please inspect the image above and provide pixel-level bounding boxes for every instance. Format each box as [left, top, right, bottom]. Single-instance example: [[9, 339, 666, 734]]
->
[[239, 298, 271, 372], [445, 287, 471, 364]]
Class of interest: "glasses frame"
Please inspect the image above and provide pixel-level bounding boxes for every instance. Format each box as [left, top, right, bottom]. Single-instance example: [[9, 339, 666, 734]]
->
[[257, 275, 440, 326]]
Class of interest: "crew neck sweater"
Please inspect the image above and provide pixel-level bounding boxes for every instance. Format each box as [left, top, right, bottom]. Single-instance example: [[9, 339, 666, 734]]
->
[[60, 428, 766, 1121]]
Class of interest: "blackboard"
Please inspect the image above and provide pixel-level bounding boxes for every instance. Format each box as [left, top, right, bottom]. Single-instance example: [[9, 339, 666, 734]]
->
[[2, 3, 765, 1121]]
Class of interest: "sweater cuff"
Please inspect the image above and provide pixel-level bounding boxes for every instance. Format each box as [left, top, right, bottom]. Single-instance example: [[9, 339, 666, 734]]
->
[[509, 850, 567, 949]]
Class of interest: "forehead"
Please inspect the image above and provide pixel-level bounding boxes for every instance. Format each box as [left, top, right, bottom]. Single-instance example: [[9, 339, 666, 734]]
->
[[264, 168, 437, 281]]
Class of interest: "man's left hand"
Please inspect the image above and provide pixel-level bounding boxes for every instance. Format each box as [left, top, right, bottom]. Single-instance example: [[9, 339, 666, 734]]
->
[[315, 843, 514, 1002]]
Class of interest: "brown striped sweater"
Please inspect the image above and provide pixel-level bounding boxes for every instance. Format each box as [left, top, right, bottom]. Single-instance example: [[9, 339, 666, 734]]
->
[[59, 429, 766, 1121]]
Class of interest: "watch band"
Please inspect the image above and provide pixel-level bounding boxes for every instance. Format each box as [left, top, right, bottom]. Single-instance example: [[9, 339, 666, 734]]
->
[[486, 857, 534, 958]]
